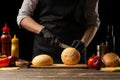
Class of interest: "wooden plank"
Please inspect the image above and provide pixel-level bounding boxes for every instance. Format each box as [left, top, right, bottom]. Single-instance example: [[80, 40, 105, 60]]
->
[[0, 68, 120, 80], [30, 64, 88, 69]]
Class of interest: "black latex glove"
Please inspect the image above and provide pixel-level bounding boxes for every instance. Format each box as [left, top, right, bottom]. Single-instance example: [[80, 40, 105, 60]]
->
[[39, 27, 59, 47], [71, 40, 87, 64]]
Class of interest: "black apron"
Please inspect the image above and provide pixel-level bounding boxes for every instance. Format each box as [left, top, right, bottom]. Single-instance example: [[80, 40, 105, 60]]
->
[[32, 0, 87, 63]]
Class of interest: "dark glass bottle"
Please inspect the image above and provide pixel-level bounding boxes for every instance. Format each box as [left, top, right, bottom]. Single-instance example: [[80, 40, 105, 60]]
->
[[0, 23, 11, 56], [105, 25, 115, 52]]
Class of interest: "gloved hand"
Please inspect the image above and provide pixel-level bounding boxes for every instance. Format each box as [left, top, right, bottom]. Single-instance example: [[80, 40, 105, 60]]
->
[[39, 27, 59, 47], [71, 40, 87, 64]]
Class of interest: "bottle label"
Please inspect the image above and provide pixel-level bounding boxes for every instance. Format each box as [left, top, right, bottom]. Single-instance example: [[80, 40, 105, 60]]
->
[[1, 41, 11, 56]]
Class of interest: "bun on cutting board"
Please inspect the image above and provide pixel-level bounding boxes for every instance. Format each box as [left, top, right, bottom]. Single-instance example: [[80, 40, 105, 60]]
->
[[32, 54, 53, 67], [61, 47, 80, 65]]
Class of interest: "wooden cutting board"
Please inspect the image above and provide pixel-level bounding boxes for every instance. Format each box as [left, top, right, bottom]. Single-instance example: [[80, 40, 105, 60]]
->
[[100, 67, 120, 72], [31, 64, 88, 69], [0, 67, 20, 71]]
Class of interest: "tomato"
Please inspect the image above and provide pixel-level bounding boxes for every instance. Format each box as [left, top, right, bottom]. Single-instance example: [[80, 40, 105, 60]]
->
[[8, 56, 18, 67], [0, 57, 10, 67], [87, 56, 103, 70]]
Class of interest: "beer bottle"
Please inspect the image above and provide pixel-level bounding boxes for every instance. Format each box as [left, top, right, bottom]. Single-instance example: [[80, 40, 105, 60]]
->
[[105, 25, 115, 52]]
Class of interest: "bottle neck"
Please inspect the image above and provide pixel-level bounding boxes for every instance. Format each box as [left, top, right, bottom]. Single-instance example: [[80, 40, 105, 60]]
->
[[106, 25, 114, 37], [2, 31, 10, 34]]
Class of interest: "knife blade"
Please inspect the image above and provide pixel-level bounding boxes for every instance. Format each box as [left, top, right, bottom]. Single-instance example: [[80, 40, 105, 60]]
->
[[59, 42, 71, 48]]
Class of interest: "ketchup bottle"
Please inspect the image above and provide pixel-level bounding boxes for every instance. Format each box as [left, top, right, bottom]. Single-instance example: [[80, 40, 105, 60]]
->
[[0, 23, 11, 56]]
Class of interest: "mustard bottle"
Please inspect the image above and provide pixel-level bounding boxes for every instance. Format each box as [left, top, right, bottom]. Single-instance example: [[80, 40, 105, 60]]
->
[[11, 34, 19, 58]]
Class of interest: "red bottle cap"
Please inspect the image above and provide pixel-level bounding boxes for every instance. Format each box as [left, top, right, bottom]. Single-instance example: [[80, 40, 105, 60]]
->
[[2, 23, 10, 32]]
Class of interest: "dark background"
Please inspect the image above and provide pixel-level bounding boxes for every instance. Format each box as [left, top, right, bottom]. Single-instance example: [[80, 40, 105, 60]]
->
[[0, 0, 120, 61]]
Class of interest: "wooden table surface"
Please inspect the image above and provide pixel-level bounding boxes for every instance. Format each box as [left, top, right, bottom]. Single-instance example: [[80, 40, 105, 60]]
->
[[0, 66, 120, 80]]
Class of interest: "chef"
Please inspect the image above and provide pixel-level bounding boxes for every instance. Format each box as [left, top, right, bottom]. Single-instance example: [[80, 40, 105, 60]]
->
[[17, 0, 100, 63]]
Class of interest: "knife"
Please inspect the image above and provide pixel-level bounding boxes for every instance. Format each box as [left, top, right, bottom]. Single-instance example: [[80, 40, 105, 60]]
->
[[59, 42, 71, 48]]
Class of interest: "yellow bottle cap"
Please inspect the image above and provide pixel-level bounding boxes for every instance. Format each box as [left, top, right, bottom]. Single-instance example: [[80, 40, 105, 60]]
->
[[12, 34, 19, 42]]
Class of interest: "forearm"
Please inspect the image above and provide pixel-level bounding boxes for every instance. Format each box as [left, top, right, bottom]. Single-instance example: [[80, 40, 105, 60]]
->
[[20, 16, 44, 34], [81, 0, 100, 47], [16, 0, 40, 34], [81, 25, 98, 47]]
